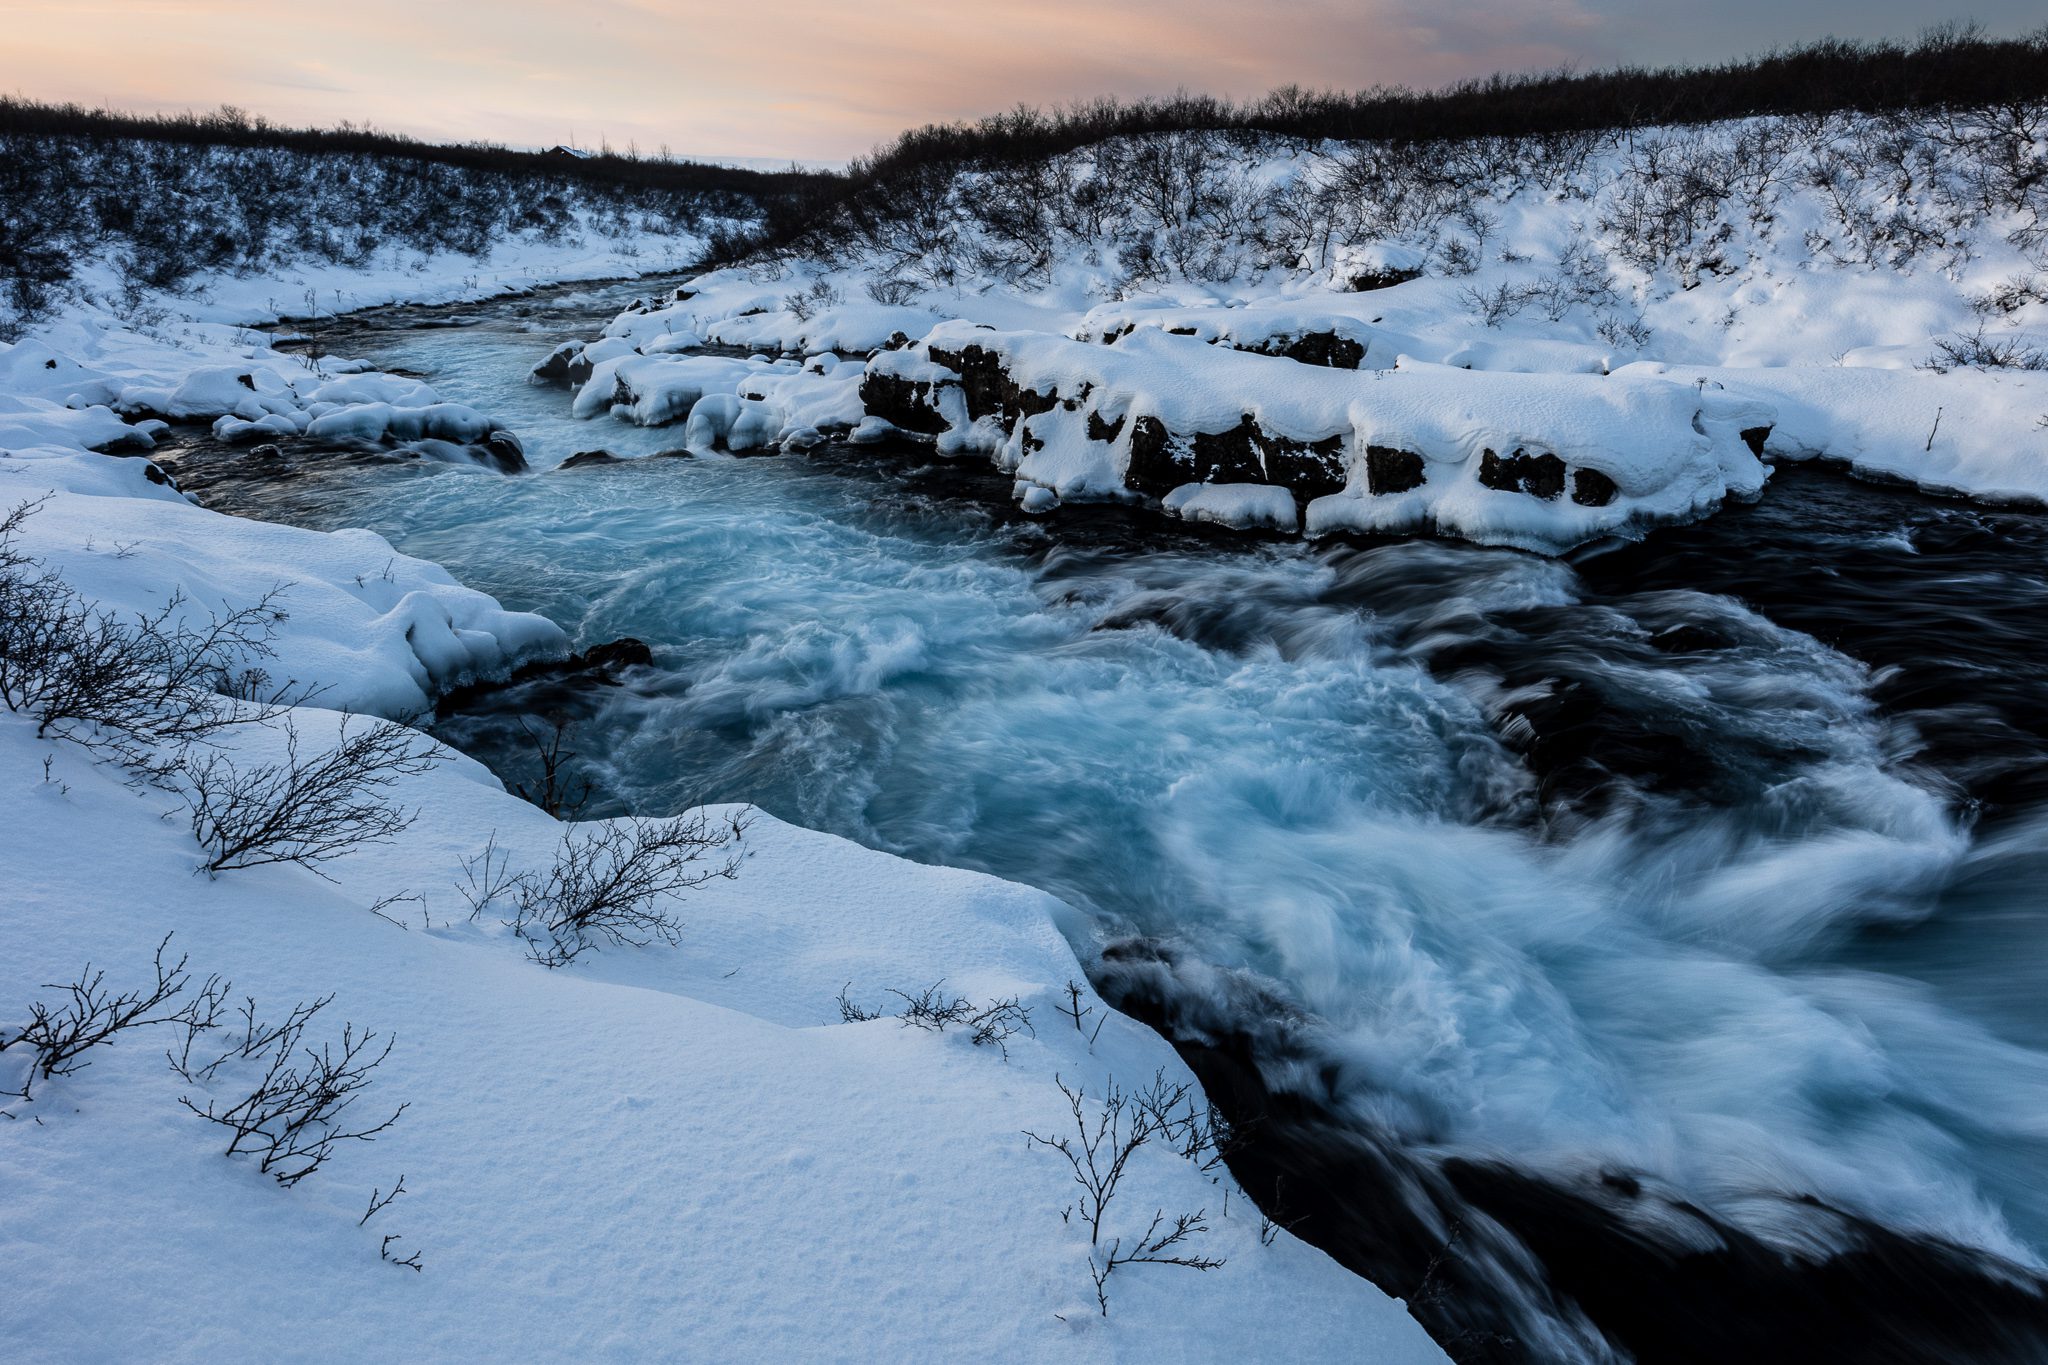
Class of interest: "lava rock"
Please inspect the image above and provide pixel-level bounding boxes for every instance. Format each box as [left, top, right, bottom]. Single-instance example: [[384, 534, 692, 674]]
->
[[1365, 445, 1427, 495], [1479, 447, 1567, 500], [1571, 468, 1619, 507]]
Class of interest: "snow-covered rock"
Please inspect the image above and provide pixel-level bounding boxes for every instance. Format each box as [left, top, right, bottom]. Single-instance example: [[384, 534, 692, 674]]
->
[[864, 321, 1773, 551]]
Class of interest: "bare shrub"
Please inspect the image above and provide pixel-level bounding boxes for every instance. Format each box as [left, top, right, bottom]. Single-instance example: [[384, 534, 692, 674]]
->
[[864, 276, 920, 306], [181, 717, 441, 876], [1460, 280, 1529, 327], [1024, 1072, 1226, 1315], [177, 993, 407, 1187], [1, 934, 192, 1101], [1055, 977, 1107, 1050], [834, 979, 1036, 1058], [783, 278, 843, 322], [1968, 272, 2048, 316], [1921, 322, 2048, 372], [511, 715, 592, 819], [835, 982, 881, 1023], [462, 811, 746, 967], [0, 503, 297, 769]]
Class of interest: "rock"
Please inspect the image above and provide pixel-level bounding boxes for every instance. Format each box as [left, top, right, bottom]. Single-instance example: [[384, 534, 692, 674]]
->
[[1739, 425, 1772, 457], [1344, 266, 1421, 292], [1479, 448, 1567, 500], [1249, 331, 1367, 370], [530, 341, 595, 387], [558, 449, 622, 470], [432, 636, 655, 718], [479, 430, 529, 474], [249, 442, 284, 461], [925, 342, 1057, 425], [856, 371, 950, 435], [1126, 413, 1346, 501], [1365, 445, 1427, 495], [1571, 468, 1619, 507], [575, 637, 654, 672]]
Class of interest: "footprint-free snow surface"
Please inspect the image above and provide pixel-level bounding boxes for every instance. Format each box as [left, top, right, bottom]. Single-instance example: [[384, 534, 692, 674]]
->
[[189, 280, 2048, 1362]]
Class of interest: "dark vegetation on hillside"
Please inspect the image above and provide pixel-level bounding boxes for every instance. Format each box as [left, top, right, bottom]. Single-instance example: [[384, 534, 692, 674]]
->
[[0, 99, 828, 333], [747, 25, 2048, 254], [4, 25, 2045, 333]]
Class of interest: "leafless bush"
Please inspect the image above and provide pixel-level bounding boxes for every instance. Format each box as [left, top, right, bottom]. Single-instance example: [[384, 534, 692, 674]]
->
[[783, 278, 843, 322], [0, 503, 297, 770], [1055, 978, 1106, 1050], [177, 992, 406, 1187], [1132, 1070, 1241, 1176], [380, 1233, 425, 1271], [834, 979, 1036, 1058], [1460, 280, 1529, 327], [864, 276, 920, 306], [1969, 272, 2048, 316], [1437, 237, 1480, 277], [1, 934, 192, 1101], [461, 811, 746, 967], [1596, 311, 1652, 350], [835, 982, 881, 1023], [1920, 322, 2048, 372], [511, 714, 592, 819], [1024, 1072, 1226, 1315], [182, 716, 441, 876]]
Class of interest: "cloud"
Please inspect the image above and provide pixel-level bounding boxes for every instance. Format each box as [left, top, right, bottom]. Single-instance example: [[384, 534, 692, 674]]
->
[[0, 0, 2037, 160]]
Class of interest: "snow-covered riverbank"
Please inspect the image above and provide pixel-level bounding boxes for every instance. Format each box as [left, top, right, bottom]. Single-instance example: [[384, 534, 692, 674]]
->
[[0, 272, 1446, 1361], [539, 109, 2048, 547]]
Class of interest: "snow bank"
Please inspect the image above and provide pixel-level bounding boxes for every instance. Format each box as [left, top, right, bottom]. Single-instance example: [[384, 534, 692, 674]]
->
[[866, 321, 1773, 552], [1, 306, 526, 471], [1625, 362, 2048, 505], [548, 108, 2048, 536], [0, 448, 566, 715], [565, 346, 867, 453], [0, 706, 1445, 1361]]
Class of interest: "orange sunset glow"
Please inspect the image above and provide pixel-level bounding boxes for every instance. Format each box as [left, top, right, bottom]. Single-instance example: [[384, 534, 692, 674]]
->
[[7, 0, 2043, 162]]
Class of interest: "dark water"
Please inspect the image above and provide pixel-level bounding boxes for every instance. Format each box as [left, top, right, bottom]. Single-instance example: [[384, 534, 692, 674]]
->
[[173, 284, 2048, 1363]]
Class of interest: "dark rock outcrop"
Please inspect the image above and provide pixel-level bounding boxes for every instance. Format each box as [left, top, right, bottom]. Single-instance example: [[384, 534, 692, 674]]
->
[[926, 343, 1058, 425], [479, 430, 529, 474], [857, 371, 951, 435], [1571, 468, 1619, 507], [1246, 331, 1367, 370], [1344, 264, 1422, 292], [432, 636, 655, 718], [1479, 448, 1568, 500], [1365, 445, 1427, 495]]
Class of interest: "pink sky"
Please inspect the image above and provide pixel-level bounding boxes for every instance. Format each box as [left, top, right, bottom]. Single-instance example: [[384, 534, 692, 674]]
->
[[1, 0, 2029, 162]]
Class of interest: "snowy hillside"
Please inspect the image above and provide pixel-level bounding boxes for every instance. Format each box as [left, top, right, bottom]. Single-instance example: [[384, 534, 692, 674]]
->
[[0, 270, 1445, 1361], [541, 106, 2048, 549]]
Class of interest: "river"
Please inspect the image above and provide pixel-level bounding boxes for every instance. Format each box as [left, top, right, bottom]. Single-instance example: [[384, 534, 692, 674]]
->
[[167, 276, 2048, 1364]]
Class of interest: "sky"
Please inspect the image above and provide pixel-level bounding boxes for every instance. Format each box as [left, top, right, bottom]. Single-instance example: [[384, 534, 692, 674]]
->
[[1, 1, 2039, 164]]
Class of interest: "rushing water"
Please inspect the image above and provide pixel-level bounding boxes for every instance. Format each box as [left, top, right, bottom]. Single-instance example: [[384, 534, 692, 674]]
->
[[182, 280, 2048, 1362]]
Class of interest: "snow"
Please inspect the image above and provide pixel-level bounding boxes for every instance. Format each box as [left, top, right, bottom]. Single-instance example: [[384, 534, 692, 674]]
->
[[1, 303, 522, 470], [535, 110, 2048, 546], [1164, 481, 1300, 532], [871, 321, 1771, 551], [0, 704, 1446, 1361], [0, 450, 567, 717], [0, 255, 1446, 1361]]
